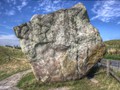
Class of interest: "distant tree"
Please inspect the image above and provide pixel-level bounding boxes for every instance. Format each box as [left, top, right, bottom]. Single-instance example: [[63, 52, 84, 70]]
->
[[14, 45, 21, 49], [5, 45, 13, 48]]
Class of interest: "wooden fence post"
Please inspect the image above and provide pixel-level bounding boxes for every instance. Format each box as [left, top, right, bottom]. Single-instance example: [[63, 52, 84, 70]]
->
[[107, 60, 110, 76]]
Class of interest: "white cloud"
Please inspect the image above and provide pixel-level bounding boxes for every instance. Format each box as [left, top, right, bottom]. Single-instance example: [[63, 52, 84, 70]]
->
[[44, 4, 62, 12], [0, 39, 19, 46], [53, 0, 61, 4], [5, 10, 15, 16], [0, 35, 18, 40], [0, 24, 12, 29], [0, 34, 19, 46], [0, 0, 17, 16], [7, 0, 17, 5], [37, 0, 78, 13], [17, 0, 28, 11], [117, 21, 120, 24], [91, 0, 120, 23], [33, 0, 62, 13]]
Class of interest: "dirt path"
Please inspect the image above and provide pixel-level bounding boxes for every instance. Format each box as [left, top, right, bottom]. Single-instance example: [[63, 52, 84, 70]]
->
[[0, 70, 32, 90]]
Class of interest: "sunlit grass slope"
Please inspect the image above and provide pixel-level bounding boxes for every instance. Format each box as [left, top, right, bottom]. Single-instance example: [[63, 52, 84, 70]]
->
[[0, 46, 30, 80], [104, 40, 120, 60]]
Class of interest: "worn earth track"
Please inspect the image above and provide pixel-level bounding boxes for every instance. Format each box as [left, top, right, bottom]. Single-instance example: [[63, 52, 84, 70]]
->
[[0, 70, 32, 90]]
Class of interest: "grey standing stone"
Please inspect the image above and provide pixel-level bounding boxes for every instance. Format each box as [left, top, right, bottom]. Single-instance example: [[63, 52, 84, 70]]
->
[[13, 3, 106, 82]]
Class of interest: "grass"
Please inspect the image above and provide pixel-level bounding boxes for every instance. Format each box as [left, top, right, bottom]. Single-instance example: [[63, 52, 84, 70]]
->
[[0, 46, 25, 65], [0, 46, 30, 81], [104, 40, 120, 60], [104, 40, 120, 49], [17, 68, 120, 90], [104, 54, 120, 60]]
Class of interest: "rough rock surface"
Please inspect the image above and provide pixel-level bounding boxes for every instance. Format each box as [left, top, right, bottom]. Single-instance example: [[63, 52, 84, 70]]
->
[[14, 3, 106, 82]]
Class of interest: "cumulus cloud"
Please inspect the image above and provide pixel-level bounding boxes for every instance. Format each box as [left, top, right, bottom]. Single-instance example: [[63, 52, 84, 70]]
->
[[91, 0, 120, 23]]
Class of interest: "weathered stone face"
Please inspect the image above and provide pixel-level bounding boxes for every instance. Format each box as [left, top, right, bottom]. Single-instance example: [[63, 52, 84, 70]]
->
[[14, 3, 106, 82]]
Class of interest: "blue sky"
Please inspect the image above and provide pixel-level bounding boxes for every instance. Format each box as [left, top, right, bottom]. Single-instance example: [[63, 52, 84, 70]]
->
[[0, 0, 120, 46]]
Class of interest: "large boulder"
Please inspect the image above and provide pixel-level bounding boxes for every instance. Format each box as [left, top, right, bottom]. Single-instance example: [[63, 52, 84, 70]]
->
[[14, 3, 106, 82]]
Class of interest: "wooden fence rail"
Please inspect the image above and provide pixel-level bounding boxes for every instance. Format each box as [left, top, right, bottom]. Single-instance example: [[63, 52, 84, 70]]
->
[[100, 59, 120, 83], [110, 70, 120, 83]]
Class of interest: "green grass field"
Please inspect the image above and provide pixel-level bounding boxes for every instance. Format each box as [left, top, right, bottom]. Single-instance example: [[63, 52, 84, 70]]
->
[[104, 40, 120, 60], [104, 40, 120, 49], [17, 68, 120, 90], [104, 54, 120, 60], [0, 46, 24, 64], [0, 46, 30, 80]]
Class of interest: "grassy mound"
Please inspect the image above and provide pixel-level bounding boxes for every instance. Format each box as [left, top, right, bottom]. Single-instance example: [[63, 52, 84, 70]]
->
[[0, 46, 30, 80]]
